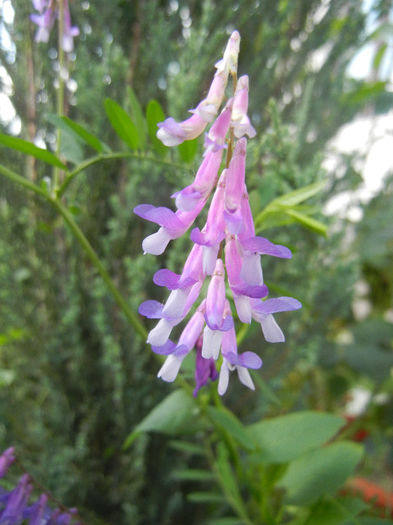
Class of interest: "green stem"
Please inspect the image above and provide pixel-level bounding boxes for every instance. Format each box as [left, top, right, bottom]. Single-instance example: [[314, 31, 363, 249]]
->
[[57, 152, 188, 198], [54, 0, 65, 194], [0, 164, 48, 198], [50, 198, 147, 340]]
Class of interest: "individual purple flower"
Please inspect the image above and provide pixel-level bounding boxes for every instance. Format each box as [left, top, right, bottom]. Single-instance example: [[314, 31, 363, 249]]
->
[[62, 0, 79, 53], [231, 75, 256, 139], [218, 326, 262, 395], [251, 297, 302, 343], [0, 448, 15, 479], [30, 6, 56, 44], [135, 30, 302, 395], [194, 336, 218, 397], [156, 31, 240, 147]]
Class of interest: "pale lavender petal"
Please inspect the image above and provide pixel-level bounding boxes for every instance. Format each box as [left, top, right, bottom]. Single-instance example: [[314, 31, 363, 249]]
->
[[224, 208, 243, 234], [134, 204, 185, 235], [241, 236, 292, 258], [201, 325, 223, 360], [252, 297, 302, 316], [142, 228, 172, 255], [138, 300, 163, 319], [237, 366, 255, 390], [218, 360, 230, 395], [226, 351, 262, 369], [162, 288, 189, 318], [260, 314, 285, 343], [240, 253, 263, 286], [202, 244, 220, 275], [231, 283, 268, 299], [177, 310, 205, 350], [172, 187, 203, 212], [157, 118, 186, 146], [233, 294, 252, 324]]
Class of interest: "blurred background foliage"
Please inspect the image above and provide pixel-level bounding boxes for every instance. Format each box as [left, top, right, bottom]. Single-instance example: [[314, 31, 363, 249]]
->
[[0, 0, 393, 523]]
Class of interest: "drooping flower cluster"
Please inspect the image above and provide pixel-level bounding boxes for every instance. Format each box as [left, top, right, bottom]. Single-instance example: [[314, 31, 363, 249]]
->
[[0, 447, 80, 524], [30, 0, 79, 52], [134, 31, 301, 396]]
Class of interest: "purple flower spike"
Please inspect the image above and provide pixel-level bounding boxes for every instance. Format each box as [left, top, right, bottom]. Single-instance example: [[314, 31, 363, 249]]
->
[[136, 31, 302, 394], [1, 474, 33, 524], [26, 493, 49, 525], [30, 0, 78, 52], [0, 447, 15, 478]]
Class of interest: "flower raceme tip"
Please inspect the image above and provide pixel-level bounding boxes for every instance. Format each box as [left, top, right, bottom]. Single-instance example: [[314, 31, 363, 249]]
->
[[134, 31, 302, 395]]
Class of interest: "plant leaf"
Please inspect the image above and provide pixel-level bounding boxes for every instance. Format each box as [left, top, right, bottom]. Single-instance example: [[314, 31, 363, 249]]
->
[[0, 133, 67, 169], [146, 99, 168, 156], [178, 138, 198, 163], [284, 208, 328, 236], [247, 411, 345, 463], [279, 442, 364, 505], [274, 181, 326, 207], [127, 86, 147, 150], [123, 389, 199, 449], [187, 492, 225, 504], [60, 116, 104, 153], [104, 98, 140, 150], [173, 469, 215, 482], [207, 406, 256, 451]]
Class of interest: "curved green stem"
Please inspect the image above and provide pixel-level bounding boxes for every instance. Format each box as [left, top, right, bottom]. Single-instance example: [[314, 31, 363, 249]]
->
[[57, 152, 188, 197], [50, 199, 147, 340]]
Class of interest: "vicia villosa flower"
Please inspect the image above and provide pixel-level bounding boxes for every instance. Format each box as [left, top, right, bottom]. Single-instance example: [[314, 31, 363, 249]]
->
[[134, 31, 301, 396], [0, 447, 80, 524], [30, 0, 79, 52]]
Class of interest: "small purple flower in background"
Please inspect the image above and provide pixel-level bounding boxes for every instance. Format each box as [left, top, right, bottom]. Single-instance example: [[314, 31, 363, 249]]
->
[[134, 31, 302, 396], [0, 447, 80, 524], [30, 0, 79, 52]]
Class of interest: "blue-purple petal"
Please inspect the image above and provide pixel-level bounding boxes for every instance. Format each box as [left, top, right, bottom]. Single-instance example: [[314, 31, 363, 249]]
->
[[241, 236, 292, 258], [231, 283, 268, 299], [151, 340, 176, 355], [138, 300, 164, 319]]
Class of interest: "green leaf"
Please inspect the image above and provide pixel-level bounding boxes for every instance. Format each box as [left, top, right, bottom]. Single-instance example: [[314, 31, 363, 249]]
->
[[274, 181, 327, 207], [279, 442, 364, 505], [0, 133, 67, 169], [178, 138, 198, 163], [173, 469, 215, 482], [284, 208, 328, 235], [60, 116, 104, 153], [207, 406, 256, 451], [58, 128, 84, 165], [104, 98, 140, 150], [247, 411, 345, 463], [187, 492, 225, 504], [146, 99, 168, 156], [123, 389, 199, 449], [207, 519, 244, 525], [304, 497, 368, 525], [214, 443, 248, 518], [169, 440, 205, 455], [127, 86, 147, 150]]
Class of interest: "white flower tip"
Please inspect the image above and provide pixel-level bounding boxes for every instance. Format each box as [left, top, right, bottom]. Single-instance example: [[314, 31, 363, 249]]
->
[[142, 229, 171, 256], [157, 355, 182, 382], [156, 127, 183, 147], [147, 319, 172, 346]]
